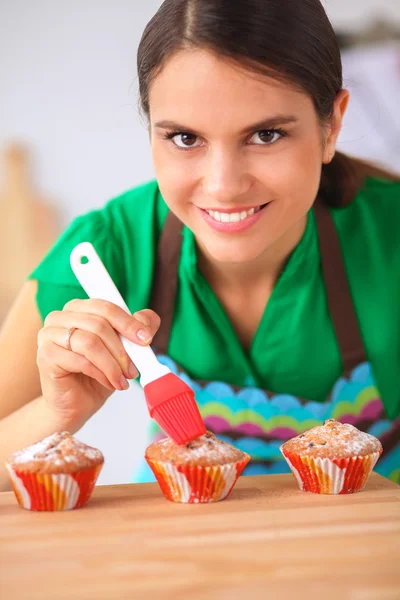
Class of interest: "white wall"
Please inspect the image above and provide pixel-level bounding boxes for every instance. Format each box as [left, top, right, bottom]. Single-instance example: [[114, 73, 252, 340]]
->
[[324, 0, 400, 30], [1, 1, 399, 485], [0, 1, 161, 223]]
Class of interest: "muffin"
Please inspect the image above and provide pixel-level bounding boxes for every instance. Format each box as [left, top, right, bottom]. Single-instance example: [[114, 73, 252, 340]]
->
[[280, 419, 383, 494], [6, 432, 104, 511], [145, 431, 250, 503]]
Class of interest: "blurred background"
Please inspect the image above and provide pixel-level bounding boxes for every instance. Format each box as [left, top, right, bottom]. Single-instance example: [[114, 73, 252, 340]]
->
[[0, 0, 399, 484]]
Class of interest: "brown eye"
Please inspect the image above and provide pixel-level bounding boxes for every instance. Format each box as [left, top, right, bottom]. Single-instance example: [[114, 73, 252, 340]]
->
[[249, 129, 283, 145], [258, 130, 275, 143], [172, 133, 199, 148]]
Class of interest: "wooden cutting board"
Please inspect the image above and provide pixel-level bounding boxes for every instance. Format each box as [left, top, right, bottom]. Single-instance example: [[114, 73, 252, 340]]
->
[[0, 144, 59, 321], [0, 473, 399, 600]]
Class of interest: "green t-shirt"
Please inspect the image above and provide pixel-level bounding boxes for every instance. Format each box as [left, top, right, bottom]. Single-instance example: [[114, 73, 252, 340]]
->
[[29, 177, 400, 420]]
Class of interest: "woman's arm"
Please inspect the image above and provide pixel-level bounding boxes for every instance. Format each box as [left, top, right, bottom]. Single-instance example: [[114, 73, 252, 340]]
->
[[0, 280, 43, 419], [0, 396, 71, 491], [0, 279, 161, 492], [0, 280, 67, 490]]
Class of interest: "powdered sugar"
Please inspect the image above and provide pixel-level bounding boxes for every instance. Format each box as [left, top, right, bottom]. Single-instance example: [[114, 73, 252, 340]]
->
[[11, 435, 58, 463], [282, 419, 382, 459], [8, 432, 103, 473], [146, 431, 247, 466]]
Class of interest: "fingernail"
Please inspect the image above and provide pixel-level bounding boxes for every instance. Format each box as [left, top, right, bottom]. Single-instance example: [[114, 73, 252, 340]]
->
[[128, 362, 138, 379], [137, 329, 151, 343], [120, 375, 130, 390]]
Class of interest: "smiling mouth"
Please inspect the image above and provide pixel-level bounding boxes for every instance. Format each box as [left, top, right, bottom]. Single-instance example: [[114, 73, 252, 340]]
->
[[202, 203, 268, 223]]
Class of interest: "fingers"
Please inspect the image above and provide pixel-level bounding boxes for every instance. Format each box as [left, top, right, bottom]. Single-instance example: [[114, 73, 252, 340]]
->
[[37, 340, 115, 391], [40, 303, 162, 390], [42, 311, 137, 380], [133, 309, 161, 342], [60, 300, 161, 345], [38, 326, 133, 390]]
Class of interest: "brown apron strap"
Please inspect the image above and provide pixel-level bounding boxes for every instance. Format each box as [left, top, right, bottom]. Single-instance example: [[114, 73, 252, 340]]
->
[[150, 211, 184, 354], [151, 202, 368, 371], [313, 199, 367, 370]]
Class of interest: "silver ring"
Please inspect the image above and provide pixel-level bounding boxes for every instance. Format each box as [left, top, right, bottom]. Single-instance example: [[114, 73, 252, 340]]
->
[[65, 327, 77, 351]]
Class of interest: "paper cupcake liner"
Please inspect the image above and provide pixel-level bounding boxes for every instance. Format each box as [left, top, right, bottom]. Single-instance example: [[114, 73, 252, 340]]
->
[[280, 447, 382, 494], [5, 463, 103, 510], [146, 455, 250, 503]]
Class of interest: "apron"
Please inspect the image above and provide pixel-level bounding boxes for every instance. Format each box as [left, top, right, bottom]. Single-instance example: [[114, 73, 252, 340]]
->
[[134, 199, 400, 483]]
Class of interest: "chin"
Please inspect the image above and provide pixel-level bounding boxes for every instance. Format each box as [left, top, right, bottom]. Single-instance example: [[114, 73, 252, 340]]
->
[[202, 239, 268, 265]]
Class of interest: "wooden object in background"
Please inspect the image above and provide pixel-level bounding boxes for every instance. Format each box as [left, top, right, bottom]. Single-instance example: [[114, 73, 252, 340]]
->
[[0, 144, 59, 321], [0, 473, 399, 599]]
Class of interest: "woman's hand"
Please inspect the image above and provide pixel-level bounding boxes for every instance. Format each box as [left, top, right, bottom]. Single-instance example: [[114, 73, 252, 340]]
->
[[36, 300, 161, 432]]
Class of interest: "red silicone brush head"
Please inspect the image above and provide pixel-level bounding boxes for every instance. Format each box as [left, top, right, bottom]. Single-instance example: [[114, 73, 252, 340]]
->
[[144, 373, 206, 444]]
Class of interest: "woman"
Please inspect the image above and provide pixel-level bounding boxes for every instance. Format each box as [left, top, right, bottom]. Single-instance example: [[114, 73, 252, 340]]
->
[[0, 0, 399, 490]]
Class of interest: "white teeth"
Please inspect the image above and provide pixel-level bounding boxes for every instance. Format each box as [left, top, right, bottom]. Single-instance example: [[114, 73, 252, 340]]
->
[[206, 206, 260, 223]]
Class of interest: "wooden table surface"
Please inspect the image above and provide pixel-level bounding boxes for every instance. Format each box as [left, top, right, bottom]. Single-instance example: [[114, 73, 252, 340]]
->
[[1, 473, 399, 600]]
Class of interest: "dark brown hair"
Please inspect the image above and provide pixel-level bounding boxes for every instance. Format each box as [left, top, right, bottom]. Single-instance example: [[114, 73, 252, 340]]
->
[[137, 0, 399, 206]]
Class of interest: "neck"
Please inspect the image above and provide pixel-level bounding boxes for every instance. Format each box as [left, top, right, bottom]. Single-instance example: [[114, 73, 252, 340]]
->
[[197, 215, 308, 291]]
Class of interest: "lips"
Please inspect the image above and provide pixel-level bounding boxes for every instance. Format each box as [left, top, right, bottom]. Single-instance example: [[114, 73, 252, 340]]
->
[[198, 203, 269, 233]]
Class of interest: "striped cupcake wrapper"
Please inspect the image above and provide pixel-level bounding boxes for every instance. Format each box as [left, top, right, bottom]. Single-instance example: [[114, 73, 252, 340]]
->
[[146, 455, 250, 503], [280, 448, 382, 494], [6, 463, 103, 510]]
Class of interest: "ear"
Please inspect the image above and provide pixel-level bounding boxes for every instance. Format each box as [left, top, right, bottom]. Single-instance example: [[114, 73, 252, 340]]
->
[[322, 89, 350, 164]]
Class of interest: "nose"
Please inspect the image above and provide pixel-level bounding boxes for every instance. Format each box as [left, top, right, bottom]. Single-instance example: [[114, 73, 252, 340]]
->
[[202, 147, 251, 203]]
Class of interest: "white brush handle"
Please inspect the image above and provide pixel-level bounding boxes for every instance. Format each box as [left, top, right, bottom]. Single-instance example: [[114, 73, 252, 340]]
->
[[70, 242, 170, 388]]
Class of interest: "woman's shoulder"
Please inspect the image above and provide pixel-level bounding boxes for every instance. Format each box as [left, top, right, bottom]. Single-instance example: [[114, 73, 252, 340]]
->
[[352, 175, 400, 216], [104, 179, 164, 210], [29, 180, 167, 303], [359, 175, 400, 207], [334, 176, 400, 247], [49, 179, 165, 243], [92, 179, 167, 232], [56, 179, 166, 257]]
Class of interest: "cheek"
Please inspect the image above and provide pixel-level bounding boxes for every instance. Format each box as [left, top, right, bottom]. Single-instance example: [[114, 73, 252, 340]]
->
[[293, 142, 323, 207], [151, 143, 194, 213], [152, 142, 191, 185], [255, 136, 322, 206]]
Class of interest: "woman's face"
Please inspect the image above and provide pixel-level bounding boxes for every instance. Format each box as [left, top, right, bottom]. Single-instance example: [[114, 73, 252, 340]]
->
[[149, 49, 345, 264]]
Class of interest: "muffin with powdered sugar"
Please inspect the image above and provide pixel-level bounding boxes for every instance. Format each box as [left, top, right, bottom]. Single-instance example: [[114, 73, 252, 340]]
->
[[6, 432, 104, 511], [280, 419, 382, 494], [146, 431, 249, 503]]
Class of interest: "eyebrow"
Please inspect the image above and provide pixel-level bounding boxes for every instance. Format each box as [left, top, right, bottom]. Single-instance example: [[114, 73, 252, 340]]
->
[[154, 115, 298, 135]]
